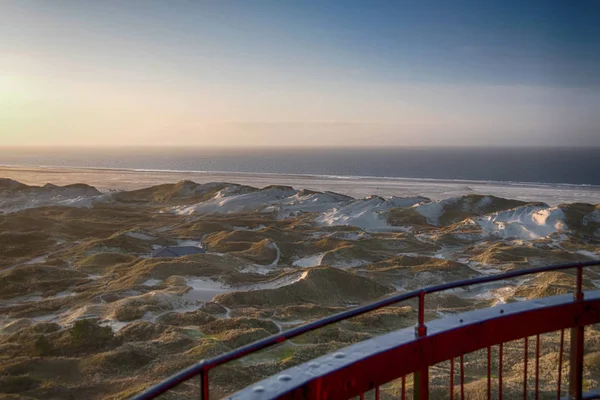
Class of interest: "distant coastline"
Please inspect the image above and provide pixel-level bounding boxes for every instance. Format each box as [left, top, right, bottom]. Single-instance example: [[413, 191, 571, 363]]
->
[[1, 146, 600, 186], [2, 165, 600, 206], [1, 163, 598, 190]]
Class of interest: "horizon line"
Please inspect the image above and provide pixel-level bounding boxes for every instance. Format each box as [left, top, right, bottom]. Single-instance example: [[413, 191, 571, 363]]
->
[[2, 144, 599, 149]]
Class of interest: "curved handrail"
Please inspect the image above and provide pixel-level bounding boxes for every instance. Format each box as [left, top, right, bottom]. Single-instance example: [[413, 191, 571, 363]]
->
[[131, 259, 600, 400], [233, 289, 600, 399]]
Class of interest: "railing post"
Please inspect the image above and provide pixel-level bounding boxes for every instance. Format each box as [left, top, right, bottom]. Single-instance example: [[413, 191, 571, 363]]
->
[[201, 368, 209, 400], [414, 291, 429, 400], [569, 265, 585, 400]]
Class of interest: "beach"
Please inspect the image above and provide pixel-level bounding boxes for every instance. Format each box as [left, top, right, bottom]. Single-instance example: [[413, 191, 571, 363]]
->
[[2, 165, 600, 206]]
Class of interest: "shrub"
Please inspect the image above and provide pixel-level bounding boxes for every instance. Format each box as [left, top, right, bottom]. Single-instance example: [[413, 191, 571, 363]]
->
[[33, 335, 53, 356], [70, 319, 114, 349]]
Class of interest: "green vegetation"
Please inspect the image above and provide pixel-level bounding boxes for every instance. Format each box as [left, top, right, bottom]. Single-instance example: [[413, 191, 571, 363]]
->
[[70, 319, 115, 350], [33, 335, 53, 356], [1, 178, 599, 399]]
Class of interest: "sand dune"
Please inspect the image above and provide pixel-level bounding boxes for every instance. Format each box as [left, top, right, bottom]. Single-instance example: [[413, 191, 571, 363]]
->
[[1, 176, 599, 399]]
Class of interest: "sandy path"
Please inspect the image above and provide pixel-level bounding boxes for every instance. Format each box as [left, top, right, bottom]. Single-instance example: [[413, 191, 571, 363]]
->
[[1, 165, 600, 205]]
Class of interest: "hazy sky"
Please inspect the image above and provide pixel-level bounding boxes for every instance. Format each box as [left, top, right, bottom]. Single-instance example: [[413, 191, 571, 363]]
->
[[1, 0, 599, 147]]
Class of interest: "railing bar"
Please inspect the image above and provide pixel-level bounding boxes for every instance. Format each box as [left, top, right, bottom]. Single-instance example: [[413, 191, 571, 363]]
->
[[131, 260, 600, 400], [417, 291, 427, 337], [487, 346, 491, 400], [401, 374, 406, 400], [414, 291, 429, 400], [450, 358, 454, 400], [425, 260, 600, 295], [375, 386, 380, 400], [535, 334, 540, 400], [571, 266, 585, 400], [558, 329, 565, 400], [569, 266, 585, 399], [569, 323, 585, 399], [576, 263, 584, 301], [360, 393, 364, 400], [201, 368, 209, 400], [525, 336, 529, 400], [146, 260, 600, 369], [460, 354, 465, 400], [499, 343, 503, 400]]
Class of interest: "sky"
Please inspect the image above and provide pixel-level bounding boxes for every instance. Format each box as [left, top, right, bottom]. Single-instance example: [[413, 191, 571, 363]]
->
[[1, 0, 599, 147]]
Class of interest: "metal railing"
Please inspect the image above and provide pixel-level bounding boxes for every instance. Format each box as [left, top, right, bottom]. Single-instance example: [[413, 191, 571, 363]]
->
[[131, 259, 600, 400]]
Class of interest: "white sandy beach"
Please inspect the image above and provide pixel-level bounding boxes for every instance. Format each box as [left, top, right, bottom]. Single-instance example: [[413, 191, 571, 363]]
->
[[1, 165, 600, 206]]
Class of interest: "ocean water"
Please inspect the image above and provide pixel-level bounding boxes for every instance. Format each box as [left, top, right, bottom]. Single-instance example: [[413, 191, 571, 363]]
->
[[1, 147, 599, 186]]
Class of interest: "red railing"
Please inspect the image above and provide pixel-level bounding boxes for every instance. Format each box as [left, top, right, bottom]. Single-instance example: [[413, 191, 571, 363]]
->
[[131, 260, 600, 400]]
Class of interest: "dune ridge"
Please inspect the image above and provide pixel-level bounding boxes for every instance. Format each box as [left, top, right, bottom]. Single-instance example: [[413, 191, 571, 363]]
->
[[1, 178, 599, 399]]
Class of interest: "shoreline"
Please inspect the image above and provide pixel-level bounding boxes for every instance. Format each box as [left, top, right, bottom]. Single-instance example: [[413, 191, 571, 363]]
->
[[2, 165, 600, 205], [2, 163, 599, 188]]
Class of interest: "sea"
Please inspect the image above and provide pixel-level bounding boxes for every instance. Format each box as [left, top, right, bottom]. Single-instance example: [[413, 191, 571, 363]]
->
[[1, 146, 599, 187]]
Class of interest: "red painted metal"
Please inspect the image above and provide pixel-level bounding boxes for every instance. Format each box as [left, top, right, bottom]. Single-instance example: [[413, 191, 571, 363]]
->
[[499, 343, 503, 400], [460, 354, 465, 400], [571, 264, 586, 400], [576, 264, 584, 301], [487, 346, 491, 400], [570, 325, 585, 399], [417, 291, 427, 336], [535, 334, 540, 400], [201, 369, 208, 400], [130, 260, 600, 400], [401, 375, 406, 400], [558, 329, 564, 400], [450, 358, 454, 400], [525, 336, 529, 399], [375, 386, 379, 400], [414, 291, 429, 400], [274, 299, 600, 399]]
